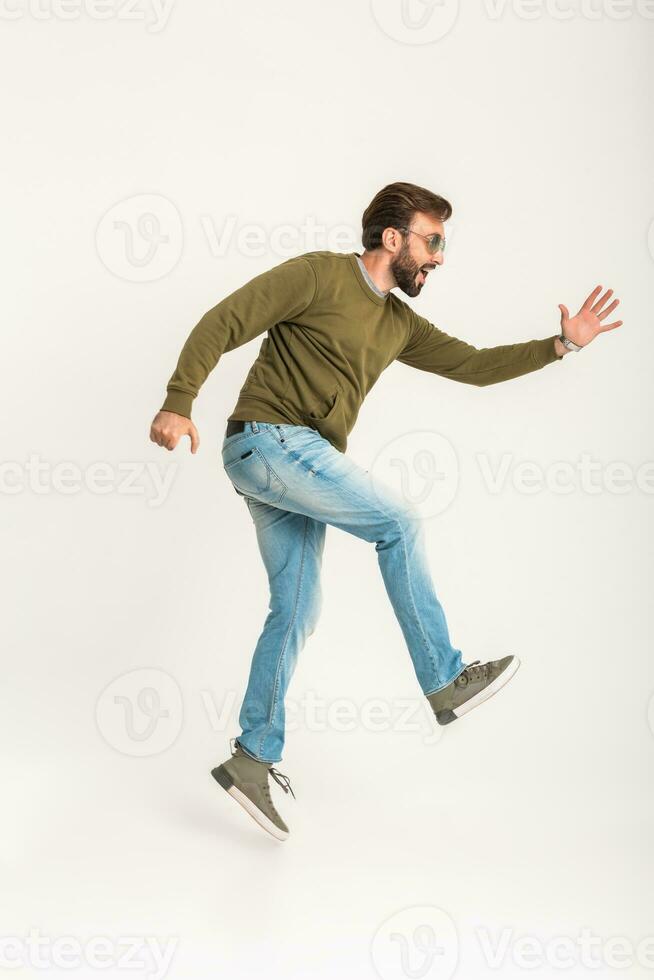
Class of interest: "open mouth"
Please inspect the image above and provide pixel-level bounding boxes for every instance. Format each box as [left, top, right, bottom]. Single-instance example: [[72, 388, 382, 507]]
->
[[417, 265, 434, 285]]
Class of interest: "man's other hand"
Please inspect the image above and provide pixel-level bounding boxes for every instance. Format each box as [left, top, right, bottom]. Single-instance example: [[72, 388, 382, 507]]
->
[[149, 411, 200, 453], [558, 285, 623, 349]]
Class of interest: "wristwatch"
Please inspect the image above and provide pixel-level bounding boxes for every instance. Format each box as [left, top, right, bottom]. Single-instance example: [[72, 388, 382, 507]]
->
[[558, 332, 584, 352]]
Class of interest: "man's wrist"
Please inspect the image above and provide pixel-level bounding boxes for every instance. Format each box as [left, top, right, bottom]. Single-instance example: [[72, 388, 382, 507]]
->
[[554, 336, 570, 358]]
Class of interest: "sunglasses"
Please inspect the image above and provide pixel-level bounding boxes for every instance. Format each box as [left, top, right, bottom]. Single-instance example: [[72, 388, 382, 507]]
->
[[400, 227, 446, 254]]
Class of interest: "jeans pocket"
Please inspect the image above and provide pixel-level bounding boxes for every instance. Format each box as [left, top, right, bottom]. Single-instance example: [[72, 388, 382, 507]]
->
[[223, 446, 287, 504]]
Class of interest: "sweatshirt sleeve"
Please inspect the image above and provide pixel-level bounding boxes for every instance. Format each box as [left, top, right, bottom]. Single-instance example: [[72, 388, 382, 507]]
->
[[160, 254, 317, 418], [396, 310, 563, 386]]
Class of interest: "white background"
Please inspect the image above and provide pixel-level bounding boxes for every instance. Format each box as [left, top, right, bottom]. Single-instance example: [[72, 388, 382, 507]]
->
[[2, 1, 653, 977]]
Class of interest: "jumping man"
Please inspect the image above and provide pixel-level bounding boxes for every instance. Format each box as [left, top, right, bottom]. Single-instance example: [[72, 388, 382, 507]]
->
[[149, 181, 623, 841]]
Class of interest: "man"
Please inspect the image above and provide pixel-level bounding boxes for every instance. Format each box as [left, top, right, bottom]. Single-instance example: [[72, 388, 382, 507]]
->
[[150, 181, 622, 841]]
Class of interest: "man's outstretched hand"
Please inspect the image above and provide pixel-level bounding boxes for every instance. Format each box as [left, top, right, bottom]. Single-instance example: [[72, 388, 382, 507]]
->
[[150, 411, 200, 453], [558, 285, 623, 349]]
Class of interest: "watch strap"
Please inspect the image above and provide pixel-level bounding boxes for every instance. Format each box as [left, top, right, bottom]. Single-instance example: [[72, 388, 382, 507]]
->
[[559, 332, 583, 352]]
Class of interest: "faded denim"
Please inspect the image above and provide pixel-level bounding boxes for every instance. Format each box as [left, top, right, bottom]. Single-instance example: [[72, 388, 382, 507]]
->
[[221, 420, 465, 763]]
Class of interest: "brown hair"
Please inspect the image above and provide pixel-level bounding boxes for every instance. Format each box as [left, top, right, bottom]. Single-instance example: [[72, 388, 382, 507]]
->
[[361, 181, 453, 251]]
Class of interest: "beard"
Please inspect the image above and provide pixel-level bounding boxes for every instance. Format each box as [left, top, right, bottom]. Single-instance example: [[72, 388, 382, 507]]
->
[[389, 238, 428, 298]]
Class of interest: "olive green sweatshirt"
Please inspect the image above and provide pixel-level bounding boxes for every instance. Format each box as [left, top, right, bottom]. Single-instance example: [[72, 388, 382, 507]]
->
[[160, 250, 563, 453]]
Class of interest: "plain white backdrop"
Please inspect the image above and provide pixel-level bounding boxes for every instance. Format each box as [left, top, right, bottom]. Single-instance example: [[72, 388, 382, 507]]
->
[[2, 1, 653, 977]]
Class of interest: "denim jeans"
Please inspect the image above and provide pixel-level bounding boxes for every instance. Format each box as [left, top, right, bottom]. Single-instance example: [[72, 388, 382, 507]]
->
[[221, 420, 465, 763]]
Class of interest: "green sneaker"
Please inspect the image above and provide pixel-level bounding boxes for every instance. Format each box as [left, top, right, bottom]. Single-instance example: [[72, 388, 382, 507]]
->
[[210, 739, 295, 841], [427, 656, 520, 725]]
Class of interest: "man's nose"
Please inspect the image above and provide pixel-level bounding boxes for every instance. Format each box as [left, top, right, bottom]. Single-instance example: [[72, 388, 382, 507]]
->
[[434, 251, 444, 266]]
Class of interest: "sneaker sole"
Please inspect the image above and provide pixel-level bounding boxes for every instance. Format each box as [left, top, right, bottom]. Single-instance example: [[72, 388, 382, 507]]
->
[[210, 766, 289, 842], [451, 655, 521, 721]]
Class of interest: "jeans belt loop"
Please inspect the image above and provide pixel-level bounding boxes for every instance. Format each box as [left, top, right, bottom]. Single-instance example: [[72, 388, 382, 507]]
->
[[251, 420, 259, 433]]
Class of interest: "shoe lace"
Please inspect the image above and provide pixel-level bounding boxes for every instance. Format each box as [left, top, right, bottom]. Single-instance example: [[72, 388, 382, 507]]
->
[[456, 660, 488, 686], [269, 767, 296, 800], [229, 738, 296, 801]]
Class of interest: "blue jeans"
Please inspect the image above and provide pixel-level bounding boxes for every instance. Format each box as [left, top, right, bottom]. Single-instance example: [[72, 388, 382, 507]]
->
[[221, 420, 465, 763]]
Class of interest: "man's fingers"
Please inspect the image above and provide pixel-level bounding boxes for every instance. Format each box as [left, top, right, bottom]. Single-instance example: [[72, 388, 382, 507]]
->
[[150, 413, 199, 453], [591, 288, 613, 314], [558, 303, 570, 321], [582, 285, 604, 310], [596, 297, 619, 320], [154, 428, 177, 451], [598, 319, 623, 332]]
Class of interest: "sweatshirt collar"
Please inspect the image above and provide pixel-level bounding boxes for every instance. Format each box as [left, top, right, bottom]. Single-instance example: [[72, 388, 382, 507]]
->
[[348, 252, 389, 306]]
